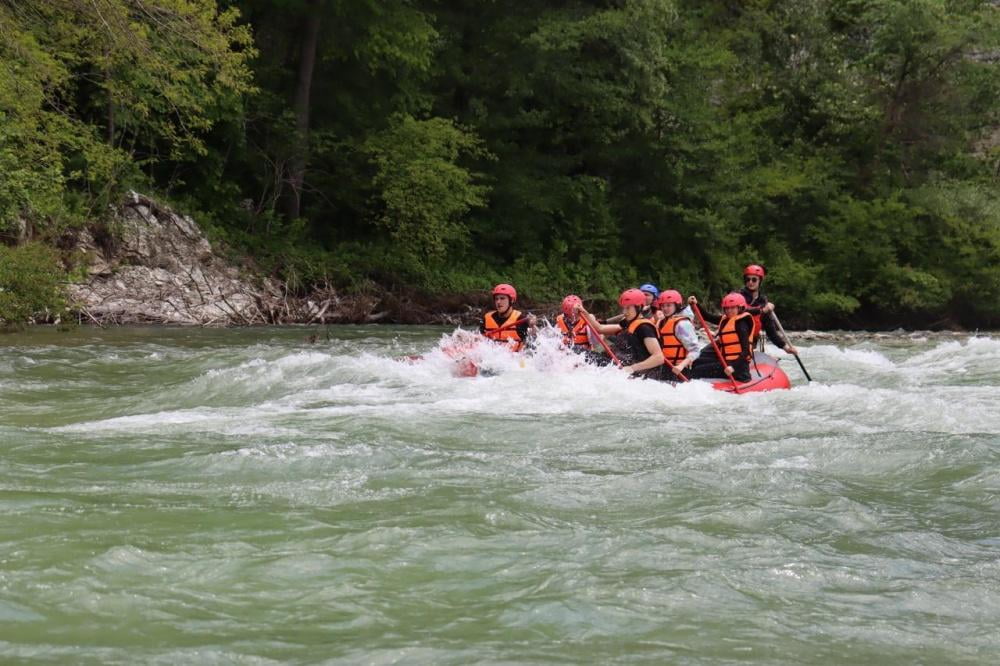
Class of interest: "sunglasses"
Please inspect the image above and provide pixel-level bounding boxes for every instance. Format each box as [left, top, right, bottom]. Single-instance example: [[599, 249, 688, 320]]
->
[[744, 276, 760, 283]]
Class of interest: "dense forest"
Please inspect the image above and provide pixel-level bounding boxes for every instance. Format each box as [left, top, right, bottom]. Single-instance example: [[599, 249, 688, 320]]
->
[[1, 0, 999, 327]]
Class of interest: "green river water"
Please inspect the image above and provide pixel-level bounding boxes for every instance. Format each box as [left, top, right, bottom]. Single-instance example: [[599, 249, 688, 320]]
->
[[1, 325, 998, 664]]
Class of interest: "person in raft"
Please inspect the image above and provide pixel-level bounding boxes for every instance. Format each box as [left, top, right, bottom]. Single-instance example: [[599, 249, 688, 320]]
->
[[638, 283, 659, 318], [655, 289, 701, 379], [480, 283, 537, 351], [574, 288, 664, 376], [555, 295, 592, 351], [740, 264, 798, 355], [686, 292, 754, 383]]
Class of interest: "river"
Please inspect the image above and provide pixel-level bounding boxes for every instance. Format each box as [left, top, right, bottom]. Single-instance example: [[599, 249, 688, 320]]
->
[[1, 326, 998, 664]]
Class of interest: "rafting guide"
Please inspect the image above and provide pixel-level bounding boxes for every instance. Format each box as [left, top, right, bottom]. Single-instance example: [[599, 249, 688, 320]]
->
[[740, 264, 798, 355]]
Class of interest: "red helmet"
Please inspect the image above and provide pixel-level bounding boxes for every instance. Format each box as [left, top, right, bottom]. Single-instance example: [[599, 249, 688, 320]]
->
[[619, 288, 646, 307], [743, 264, 766, 278], [492, 283, 517, 302], [561, 294, 582, 316], [721, 292, 747, 309], [655, 289, 683, 308]]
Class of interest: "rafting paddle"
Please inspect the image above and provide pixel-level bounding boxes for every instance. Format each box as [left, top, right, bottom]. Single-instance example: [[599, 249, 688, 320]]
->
[[691, 302, 741, 394], [579, 313, 622, 366], [770, 311, 812, 382], [663, 356, 690, 382]]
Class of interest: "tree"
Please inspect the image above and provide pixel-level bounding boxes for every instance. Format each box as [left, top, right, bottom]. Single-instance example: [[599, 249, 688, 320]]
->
[[0, 0, 254, 228]]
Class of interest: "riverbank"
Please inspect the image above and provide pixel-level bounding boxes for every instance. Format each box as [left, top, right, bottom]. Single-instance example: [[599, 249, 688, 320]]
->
[[27, 193, 989, 332], [58, 193, 485, 327]]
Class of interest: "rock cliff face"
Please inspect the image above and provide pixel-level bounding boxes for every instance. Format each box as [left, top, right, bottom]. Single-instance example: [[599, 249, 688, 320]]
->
[[65, 193, 479, 326], [68, 194, 284, 325]]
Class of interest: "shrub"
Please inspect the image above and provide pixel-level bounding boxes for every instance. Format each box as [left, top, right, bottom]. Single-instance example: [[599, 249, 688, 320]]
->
[[0, 243, 66, 325]]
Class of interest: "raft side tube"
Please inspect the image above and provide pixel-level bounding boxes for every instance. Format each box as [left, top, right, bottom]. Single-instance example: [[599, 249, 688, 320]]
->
[[704, 351, 791, 393]]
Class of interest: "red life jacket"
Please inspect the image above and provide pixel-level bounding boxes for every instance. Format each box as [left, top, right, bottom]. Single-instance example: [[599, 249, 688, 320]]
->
[[717, 311, 752, 363], [483, 309, 524, 351], [743, 291, 765, 344], [555, 313, 590, 348], [658, 314, 688, 364], [748, 313, 763, 345]]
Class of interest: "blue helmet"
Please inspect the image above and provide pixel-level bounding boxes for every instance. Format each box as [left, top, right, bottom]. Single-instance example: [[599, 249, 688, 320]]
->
[[639, 283, 660, 298]]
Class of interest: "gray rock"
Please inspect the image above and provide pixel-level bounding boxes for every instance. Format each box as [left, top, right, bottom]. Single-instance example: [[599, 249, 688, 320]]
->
[[66, 193, 276, 326]]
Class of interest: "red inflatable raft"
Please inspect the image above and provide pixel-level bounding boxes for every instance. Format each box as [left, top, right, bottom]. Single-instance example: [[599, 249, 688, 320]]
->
[[698, 351, 791, 393]]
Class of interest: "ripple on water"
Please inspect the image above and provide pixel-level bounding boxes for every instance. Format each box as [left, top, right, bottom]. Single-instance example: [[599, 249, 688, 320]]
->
[[1, 327, 999, 662]]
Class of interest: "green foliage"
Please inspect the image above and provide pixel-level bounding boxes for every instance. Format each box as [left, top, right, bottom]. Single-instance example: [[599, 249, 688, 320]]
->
[[0, 0, 253, 230], [3, 0, 1000, 327], [0, 243, 66, 325], [365, 115, 490, 263]]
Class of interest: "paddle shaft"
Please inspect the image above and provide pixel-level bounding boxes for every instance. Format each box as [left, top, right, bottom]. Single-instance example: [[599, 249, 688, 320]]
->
[[658, 340, 689, 381], [692, 303, 741, 393], [579, 314, 622, 366], [770, 311, 812, 382], [663, 356, 689, 382]]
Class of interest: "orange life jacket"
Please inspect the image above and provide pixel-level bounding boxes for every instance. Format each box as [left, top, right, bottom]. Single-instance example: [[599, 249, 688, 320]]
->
[[555, 313, 590, 348], [483, 309, 524, 351], [717, 311, 752, 363], [658, 314, 688, 364]]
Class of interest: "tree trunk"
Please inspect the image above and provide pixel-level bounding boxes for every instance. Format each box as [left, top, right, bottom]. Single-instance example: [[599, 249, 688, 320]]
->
[[105, 46, 115, 146], [107, 93, 115, 145], [284, 0, 323, 221]]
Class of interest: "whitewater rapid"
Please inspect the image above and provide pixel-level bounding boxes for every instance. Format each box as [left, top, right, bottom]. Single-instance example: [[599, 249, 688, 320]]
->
[[1, 326, 998, 663]]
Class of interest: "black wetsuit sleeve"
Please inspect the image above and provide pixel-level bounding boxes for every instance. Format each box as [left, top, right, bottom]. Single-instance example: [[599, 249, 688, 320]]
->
[[479, 318, 487, 334], [760, 311, 787, 348], [744, 291, 787, 348], [737, 316, 754, 359], [700, 312, 722, 327]]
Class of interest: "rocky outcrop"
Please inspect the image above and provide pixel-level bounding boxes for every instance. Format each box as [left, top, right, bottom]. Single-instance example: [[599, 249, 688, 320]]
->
[[68, 193, 292, 325], [64, 192, 481, 326]]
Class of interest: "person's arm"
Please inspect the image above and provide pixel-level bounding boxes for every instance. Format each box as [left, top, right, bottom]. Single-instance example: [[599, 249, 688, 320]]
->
[[760, 310, 788, 349], [687, 295, 720, 328], [625, 333, 664, 374], [575, 305, 622, 336]]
